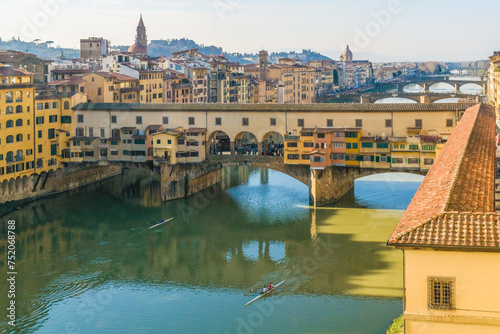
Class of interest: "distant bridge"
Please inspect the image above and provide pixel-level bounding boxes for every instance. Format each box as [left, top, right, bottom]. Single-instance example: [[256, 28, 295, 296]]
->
[[383, 76, 487, 94], [323, 92, 480, 104]]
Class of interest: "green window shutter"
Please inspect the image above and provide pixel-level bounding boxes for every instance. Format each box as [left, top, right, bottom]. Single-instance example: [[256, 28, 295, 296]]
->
[[376, 156, 380, 162], [371, 156, 375, 162]]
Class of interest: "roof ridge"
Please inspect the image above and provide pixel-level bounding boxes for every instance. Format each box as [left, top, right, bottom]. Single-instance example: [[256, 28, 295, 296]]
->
[[444, 103, 482, 212]]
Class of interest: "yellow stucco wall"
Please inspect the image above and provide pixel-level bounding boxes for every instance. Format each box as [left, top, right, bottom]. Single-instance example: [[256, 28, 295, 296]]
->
[[404, 249, 500, 333]]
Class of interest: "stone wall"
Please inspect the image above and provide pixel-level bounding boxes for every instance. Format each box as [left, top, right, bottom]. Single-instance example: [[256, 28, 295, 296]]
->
[[0, 165, 122, 206], [310, 167, 357, 206]]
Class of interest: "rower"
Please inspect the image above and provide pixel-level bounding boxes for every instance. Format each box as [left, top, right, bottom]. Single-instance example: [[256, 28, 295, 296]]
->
[[269, 282, 274, 290], [261, 286, 267, 295]]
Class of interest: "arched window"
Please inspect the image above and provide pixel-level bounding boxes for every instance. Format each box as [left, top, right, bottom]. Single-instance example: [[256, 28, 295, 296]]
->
[[26, 91, 31, 98], [15, 91, 22, 102], [16, 150, 23, 160], [6, 106, 13, 114], [64, 101, 70, 109], [6, 120, 14, 128], [16, 134, 23, 142], [6, 91, 13, 103], [6, 152, 13, 162], [15, 119, 22, 127], [6, 135, 14, 143], [16, 105, 23, 113], [37, 159, 43, 168]]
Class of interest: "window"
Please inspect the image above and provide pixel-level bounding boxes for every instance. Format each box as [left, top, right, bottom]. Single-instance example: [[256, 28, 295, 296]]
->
[[334, 132, 343, 138], [422, 145, 436, 151], [88, 128, 94, 137], [16, 134, 23, 142], [355, 119, 362, 128], [327, 119, 333, 127], [64, 101, 70, 109], [303, 142, 314, 148], [111, 115, 117, 123], [76, 128, 84, 136], [38, 145, 43, 153], [270, 118, 276, 126], [301, 154, 310, 160], [333, 142, 343, 148], [317, 133, 325, 139], [363, 155, 374, 162], [361, 142, 373, 148], [77, 115, 84, 123], [6, 135, 14, 143], [188, 117, 195, 125], [38, 130, 42, 138], [49, 115, 58, 123], [48, 129, 55, 139], [385, 119, 392, 127], [446, 119, 453, 127], [377, 142, 389, 149], [242, 118, 249, 126], [311, 156, 324, 163], [52, 102, 58, 109], [136, 116, 142, 125], [16, 105, 23, 113], [6, 91, 13, 103], [409, 144, 419, 150], [98, 87, 102, 95], [346, 143, 351, 149], [100, 128, 105, 138], [332, 153, 345, 160], [215, 118, 222, 126], [61, 116, 71, 124], [424, 158, 434, 165], [287, 154, 300, 160], [287, 142, 298, 148], [297, 119, 304, 127], [345, 132, 358, 138], [392, 158, 403, 164], [6, 120, 13, 128], [428, 277, 455, 310], [407, 158, 419, 164], [415, 119, 422, 128], [6, 106, 13, 114]]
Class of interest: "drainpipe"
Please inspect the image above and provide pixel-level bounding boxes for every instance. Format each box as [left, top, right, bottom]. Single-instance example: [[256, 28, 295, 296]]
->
[[402, 249, 406, 333]]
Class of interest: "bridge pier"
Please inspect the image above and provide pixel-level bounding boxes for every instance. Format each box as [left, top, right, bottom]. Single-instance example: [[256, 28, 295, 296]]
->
[[455, 83, 460, 94], [396, 84, 404, 93], [420, 95, 430, 103], [309, 166, 357, 206], [360, 95, 371, 104]]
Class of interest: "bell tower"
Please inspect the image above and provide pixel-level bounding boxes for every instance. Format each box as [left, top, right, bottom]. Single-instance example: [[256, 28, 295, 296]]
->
[[136, 14, 148, 50]]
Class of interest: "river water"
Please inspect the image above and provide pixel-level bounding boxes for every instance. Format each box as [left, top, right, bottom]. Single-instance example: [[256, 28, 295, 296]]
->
[[0, 167, 423, 334]]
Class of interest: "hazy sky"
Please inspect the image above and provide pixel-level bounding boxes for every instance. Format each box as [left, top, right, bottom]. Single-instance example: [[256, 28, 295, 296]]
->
[[2, 0, 497, 61]]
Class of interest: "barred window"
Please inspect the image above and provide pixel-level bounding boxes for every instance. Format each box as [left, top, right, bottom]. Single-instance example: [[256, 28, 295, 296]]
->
[[428, 277, 455, 310]]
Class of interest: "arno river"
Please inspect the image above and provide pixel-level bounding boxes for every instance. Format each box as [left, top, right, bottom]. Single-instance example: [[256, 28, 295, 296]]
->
[[0, 167, 423, 334]]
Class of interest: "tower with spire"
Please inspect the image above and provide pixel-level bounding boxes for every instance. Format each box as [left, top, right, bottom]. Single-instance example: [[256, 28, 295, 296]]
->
[[128, 14, 148, 56], [136, 14, 147, 49]]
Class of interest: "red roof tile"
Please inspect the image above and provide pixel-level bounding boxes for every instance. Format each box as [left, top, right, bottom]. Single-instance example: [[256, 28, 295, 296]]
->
[[388, 104, 497, 248]]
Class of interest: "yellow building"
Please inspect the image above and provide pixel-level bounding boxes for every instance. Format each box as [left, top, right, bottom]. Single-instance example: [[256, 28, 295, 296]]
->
[[34, 92, 87, 170], [345, 129, 361, 166], [0, 67, 36, 183], [152, 128, 207, 164], [388, 104, 500, 334], [284, 132, 313, 165]]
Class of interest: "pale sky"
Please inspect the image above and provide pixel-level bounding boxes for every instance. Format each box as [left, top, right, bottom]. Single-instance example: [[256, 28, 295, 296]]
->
[[2, 0, 497, 62]]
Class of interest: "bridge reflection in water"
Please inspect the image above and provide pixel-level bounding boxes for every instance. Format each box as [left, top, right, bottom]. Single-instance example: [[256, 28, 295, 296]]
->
[[0, 167, 421, 333]]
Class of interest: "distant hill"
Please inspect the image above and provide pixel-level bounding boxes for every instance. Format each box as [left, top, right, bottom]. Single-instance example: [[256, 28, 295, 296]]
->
[[0, 37, 79, 59], [1, 36, 331, 64], [117, 38, 332, 64]]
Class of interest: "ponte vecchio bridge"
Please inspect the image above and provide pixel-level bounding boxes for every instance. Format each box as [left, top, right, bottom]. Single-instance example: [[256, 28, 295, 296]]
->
[[68, 102, 478, 206]]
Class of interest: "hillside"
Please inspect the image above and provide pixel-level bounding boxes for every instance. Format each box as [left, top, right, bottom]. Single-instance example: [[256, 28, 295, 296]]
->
[[1, 36, 331, 64]]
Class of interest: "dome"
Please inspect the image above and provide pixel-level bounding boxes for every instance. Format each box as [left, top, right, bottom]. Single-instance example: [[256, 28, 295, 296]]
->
[[128, 43, 147, 55], [343, 46, 352, 57]]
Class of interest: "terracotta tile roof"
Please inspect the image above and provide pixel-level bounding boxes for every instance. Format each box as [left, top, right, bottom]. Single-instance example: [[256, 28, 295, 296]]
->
[[395, 212, 500, 248], [146, 124, 162, 131], [301, 127, 361, 133], [0, 67, 33, 76], [186, 127, 206, 133], [420, 135, 441, 143], [360, 136, 376, 141], [388, 104, 497, 248], [74, 103, 476, 113]]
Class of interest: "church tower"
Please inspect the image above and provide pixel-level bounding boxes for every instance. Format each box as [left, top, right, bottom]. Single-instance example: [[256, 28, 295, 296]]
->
[[136, 14, 147, 50], [128, 14, 148, 55]]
